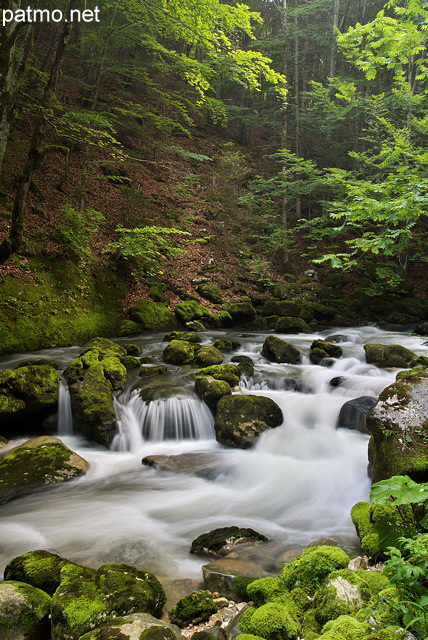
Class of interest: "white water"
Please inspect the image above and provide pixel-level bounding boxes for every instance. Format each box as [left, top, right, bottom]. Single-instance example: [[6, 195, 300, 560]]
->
[[58, 378, 74, 436], [0, 326, 426, 580]]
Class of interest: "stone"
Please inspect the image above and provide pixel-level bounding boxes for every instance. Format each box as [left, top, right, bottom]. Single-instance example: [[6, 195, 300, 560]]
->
[[175, 301, 210, 324], [142, 452, 231, 481], [0, 436, 89, 504], [0, 364, 60, 424], [124, 343, 141, 356], [212, 339, 240, 353], [275, 317, 310, 333], [163, 340, 194, 365], [196, 282, 223, 304], [225, 301, 257, 324], [51, 562, 166, 640], [262, 300, 301, 317], [78, 613, 181, 640], [4, 549, 75, 595], [168, 591, 218, 627], [186, 321, 206, 332], [164, 331, 203, 344], [190, 527, 269, 558], [311, 340, 343, 359], [127, 300, 179, 331], [337, 396, 377, 434], [195, 376, 232, 408], [194, 346, 224, 367], [231, 356, 254, 377], [261, 335, 301, 364], [279, 546, 350, 596], [191, 365, 241, 388], [214, 395, 283, 448], [366, 369, 428, 482], [0, 581, 51, 640], [139, 365, 169, 377], [363, 343, 418, 368]]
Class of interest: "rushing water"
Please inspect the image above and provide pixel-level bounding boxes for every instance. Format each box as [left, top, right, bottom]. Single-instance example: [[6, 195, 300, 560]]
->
[[0, 325, 427, 580]]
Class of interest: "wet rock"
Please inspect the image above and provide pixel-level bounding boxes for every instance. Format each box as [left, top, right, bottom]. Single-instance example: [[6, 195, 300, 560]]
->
[[310, 340, 343, 359], [414, 322, 428, 336], [168, 591, 218, 627], [190, 527, 269, 558], [0, 436, 89, 503], [15, 358, 60, 369], [175, 301, 211, 324], [196, 282, 223, 304], [261, 335, 301, 364], [0, 364, 60, 425], [124, 343, 141, 356], [325, 334, 351, 343], [163, 340, 194, 365], [164, 331, 203, 344], [127, 300, 179, 331], [225, 301, 257, 324], [4, 549, 76, 595], [363, 343, 418, 368], [262, 300, 300, 317], [275, 317, 310, 333], [139, 365, 169, 377], [121, 355, 141, 369], [186, 321, 206, 332], [195, 376, 231, 408], [191, 365, 241, 388], [337, 396, 377, 434], [78, 613, 181, 640], [214, 395, 283, 448], [213, 339, 240, 353], [0, 581, 51, 640], [367, 368, 428, 482], [330, 376, 346, 387], [230, 356, 254, 377], [64, 337, 128, 447], [51, 562, 166, 640], [194, 346, 224, 367], [142, 452, 232, 481]]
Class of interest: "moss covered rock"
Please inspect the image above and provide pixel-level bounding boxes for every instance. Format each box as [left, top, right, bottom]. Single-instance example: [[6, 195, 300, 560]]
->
[[127, 300, 178, 331], [175, 301, 210, 324], [190, 526, 268, 557], [313, 570, 371, 626], [262, 300, 301, 318], [164, 331, 202, 344], [214, 394, 283, 448], [194, 375, 231, 408], [350, 501, 410, 559], [275, 317, 310, 334], [168, 590, 218, 627], [0, 364, 60, 424], [121, 355, 141, 369], [4, 549, 75, 596], [196, 282, 223, 304], [51, 562, 166, 640], [311, 340, 343, 359], [318, 615, 370, 639], [191, 364, 241, 387], [261, 336, 301, 364], [279, 546, 350, 596], [139, 365, 169, 377], [0, 436, 89, 503], [163, 340, 194, 365], [124, 343, 141, 356], [246, 577, 288, 607], [239, 601, 299, 640], [194, 346, 224, 367], [0, 580, 52, 639], [366, 370, 428, 482], [363, 343, 418, 368], [226, 301, 257, 324], [231, 355, 254, 377], [78, 613, 181, 640], [212, 339, 240, 352], [64, 338, 128, 447]]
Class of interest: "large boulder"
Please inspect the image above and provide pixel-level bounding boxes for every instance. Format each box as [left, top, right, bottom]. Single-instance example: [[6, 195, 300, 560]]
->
[[0, 436, 89, 503], [261, 335, 301, 364], [337, 396, 377, 434], [191, 364, 241, 387], [4, 549, 76, 596], [64, 337, 128, 447], [190, 526, 268, 558], [78, 613, 181, 640], [363, 343, 418, 368], [163, 339, 194, 365], [0, 581, 52, 640], [194, 346, 224, 367], [195, 376, 232, 408], [225, 300, 257, 324], [51, 562, 166, 640], [275, 317, 310, 333], [367, 368, 428, 482], [126, 300, 179, 331], [214, 394, 283, 448], [163, 331, 202, 344], [0, 364, 60, 427], [168, 590, 218, 627]]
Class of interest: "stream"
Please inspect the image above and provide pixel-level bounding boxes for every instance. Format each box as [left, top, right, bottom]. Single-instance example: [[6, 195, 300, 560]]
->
[[0, 325, 426, 581]]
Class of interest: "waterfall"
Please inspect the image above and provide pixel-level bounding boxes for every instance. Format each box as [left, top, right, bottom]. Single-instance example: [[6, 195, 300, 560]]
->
[[57, 378, 73, 436], [111, 388, 215, 452]]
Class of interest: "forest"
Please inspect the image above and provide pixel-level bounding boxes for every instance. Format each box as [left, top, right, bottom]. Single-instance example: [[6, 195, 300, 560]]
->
[[2, 1, 428, 640]]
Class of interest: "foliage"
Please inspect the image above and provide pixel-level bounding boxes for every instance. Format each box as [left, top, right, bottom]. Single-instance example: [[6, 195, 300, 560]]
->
[[109, 225, 190, 277], [57, 206, 105, 263]]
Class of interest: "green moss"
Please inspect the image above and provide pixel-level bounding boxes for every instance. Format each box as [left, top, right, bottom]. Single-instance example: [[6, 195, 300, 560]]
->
[[275, 317, 310, 333], [194, 346, 223, 367], [139, 365, 169, 377], [194, 375, 231, 408], [261, 336, 301, 364], [121, 355, 141, 369], [163, 339, 194, 364], [0, 581, 52, 631], [262, 300, 301, 317], [313, 570, 371, 625], [246, 578, 288, 606], [168, 590, 218, 627], [231, 355, 254, 377], [239, 601, 299, 640], [128, 301, 178, 330], [230, 576, 258, 601], [191, 364, 241, 387], [196, 282, 223, 303], [0, 364, 60, 421], [118, 320, 142, 336], [319, 615, 370, 639], [363, 344, 418, 369], [279, 546, 350, 596], [301, 608, 322, 640], [124, 344, 141, 356], [163, 331, 202, 343], [190, 526, 268, 556], [214, 394, 283, 448], [236, 635, 267, 640], [175, 300, 210, 324], [353, 570, 389, 595], [212, 339, 239, 352], [4, 549, 75, 595], [226, 301, 257, 324], [311, 341, 343, 359]]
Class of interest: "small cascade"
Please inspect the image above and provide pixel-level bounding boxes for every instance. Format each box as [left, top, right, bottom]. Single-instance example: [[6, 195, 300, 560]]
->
[[112, 388, 215, 451], [57, 378, 73, 436]]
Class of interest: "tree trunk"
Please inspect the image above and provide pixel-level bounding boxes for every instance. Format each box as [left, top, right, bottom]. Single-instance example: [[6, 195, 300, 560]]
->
[[329, 0, 340, 79], [280, 0, 289, 266], [0, 0, 80, 261]]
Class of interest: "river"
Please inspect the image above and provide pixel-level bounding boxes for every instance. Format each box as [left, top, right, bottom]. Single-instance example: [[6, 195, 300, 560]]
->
[[0, 325, 426, 581]]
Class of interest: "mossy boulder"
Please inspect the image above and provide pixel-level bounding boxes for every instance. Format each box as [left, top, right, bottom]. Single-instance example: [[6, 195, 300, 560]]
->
[[194, 376, 231, 408], [212, 339, 240, 352], [262, 300, 301, 317], [279, 546, 350, 596], [0, 436, 89, 503], [163, 340, 194, 365], [64, 338, 128, 448], [78, 613, 181, 640], [318, 615, 370, 640], [245, 577, 288, 607], [261, 335, 301, 364], [214, 394, 283, 448], [139, 365, 169, 377], [366, 370, 428, 482], [238, 601, 299, 640], [127, 300, 178, 331], [4, 549, 76, 596], [0, 364, 60, 425], [313, 570, 371, 626], [275, 317, 310, 333], [311, 340, 343, 359], [16, 358, 60, 369], [363, 343, 418, 368], [196, 282, 223, 304], [0, 580, 52, 639], [175, 300, 210, 324], [51, 562, 166, 640], [350, 501, 404, 559], [163, 331, 202, 344], [231, 355, 255, 377], [124, 343, 141, 356], [190, 526, 268, 557], [226, 301, 257, 324], [168, 590, 218, 627], [191, 364, 241, 387], [194, 346, 224, 367], [121, 355, 141, 369]]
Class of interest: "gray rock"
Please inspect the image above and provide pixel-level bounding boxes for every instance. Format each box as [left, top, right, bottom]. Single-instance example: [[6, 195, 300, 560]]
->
[[337, 396, 377, 434], [214, 395, 283, 448], [78, 613, 181, 640], [0, 580, 51, 640], [363, 343, 418, 368], [261, 335, 301, 364]]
